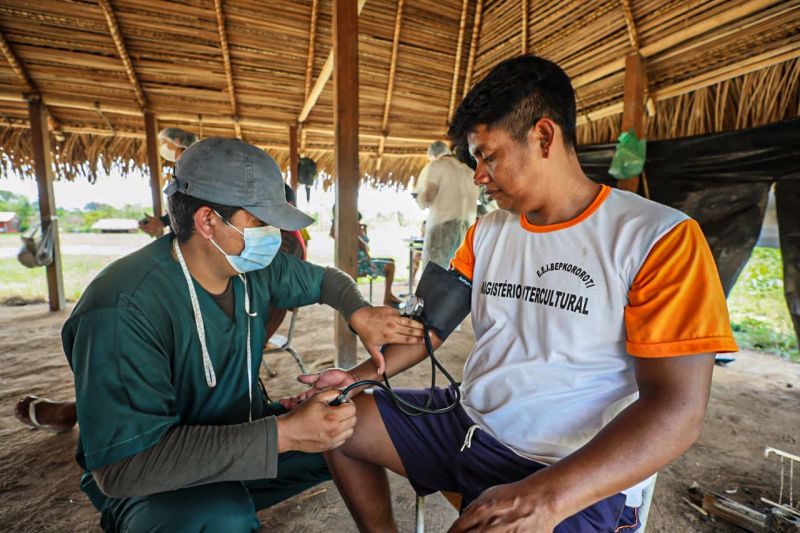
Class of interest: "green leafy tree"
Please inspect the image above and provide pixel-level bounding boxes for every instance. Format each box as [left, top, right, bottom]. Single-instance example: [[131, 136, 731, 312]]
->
[[0, 190, 35, 231]]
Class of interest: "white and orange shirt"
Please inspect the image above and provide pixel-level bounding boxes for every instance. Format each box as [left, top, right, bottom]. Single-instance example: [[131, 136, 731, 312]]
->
[[451, 185, 737, 506]]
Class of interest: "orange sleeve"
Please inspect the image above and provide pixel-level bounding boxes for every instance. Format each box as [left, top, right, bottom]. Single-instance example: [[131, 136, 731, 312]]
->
[[450, 220, 478, 280], [625, 219, 738, 357]]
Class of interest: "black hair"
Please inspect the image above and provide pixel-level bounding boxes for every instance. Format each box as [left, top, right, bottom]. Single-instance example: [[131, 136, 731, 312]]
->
[[168, 192, 240, 243], [448, 54, 577, 154]]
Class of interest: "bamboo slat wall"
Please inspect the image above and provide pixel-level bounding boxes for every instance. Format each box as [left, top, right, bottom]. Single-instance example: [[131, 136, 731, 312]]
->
[[0, 0, 798, 185]]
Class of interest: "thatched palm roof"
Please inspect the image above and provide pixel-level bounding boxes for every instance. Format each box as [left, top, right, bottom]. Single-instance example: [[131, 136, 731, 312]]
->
[[0, 0, 798, 184]]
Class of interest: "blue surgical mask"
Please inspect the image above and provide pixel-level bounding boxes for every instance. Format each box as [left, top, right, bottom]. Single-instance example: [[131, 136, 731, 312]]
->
[[210, 211, 281, 273]]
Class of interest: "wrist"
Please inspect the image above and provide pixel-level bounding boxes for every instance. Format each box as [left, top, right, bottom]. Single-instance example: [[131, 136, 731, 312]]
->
[[351, 360, 379, 382], [275, 415, 292, 453], [347, 305, 370, 334], [348, 368, 360, 383], [519, 473, 566, 523]]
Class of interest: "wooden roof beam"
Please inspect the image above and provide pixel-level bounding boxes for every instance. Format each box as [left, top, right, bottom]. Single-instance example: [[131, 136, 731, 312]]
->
[[447, 0, 470, 122], [619, 0, 640, 52], [97, 0, 148, 111], [576, 41, 800, 126], [0, 90, 447, 144], [98, 0, 161, 215], [213, 0, 242, 139], [0, 28, 64, 140], [521, 0, 528, 54], [376, 0, 405, 170], [2, 119, 435, 158], [462, 0, 484, 99], [572, 0, 779, 89], [300, 0, 320, 153], [0, 29, 36, 97], [298, 0, 367, 124]]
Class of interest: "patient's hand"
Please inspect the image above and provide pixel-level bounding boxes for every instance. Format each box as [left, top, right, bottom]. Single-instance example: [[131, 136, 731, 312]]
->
[[278, 369, 358, 410]]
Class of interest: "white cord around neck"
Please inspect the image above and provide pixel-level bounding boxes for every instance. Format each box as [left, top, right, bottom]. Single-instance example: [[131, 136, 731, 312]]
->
[[174, 238, 217, 388], [173, 238, 256, 421], [239, 273, 257, 422]]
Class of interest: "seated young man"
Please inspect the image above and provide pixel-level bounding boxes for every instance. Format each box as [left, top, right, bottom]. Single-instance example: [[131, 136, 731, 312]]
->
[[293, 55, 737, 532], [63, 138, 425, 532]]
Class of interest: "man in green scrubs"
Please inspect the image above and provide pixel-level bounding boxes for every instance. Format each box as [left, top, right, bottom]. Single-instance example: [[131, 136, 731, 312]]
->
[[63, 138, 424, 532]]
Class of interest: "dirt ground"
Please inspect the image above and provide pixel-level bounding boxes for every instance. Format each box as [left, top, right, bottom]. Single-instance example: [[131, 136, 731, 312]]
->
[[0, 297, 798, 532]]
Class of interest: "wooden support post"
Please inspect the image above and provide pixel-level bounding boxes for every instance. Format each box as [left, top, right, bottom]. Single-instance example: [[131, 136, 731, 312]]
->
[[618, 53, 647, 193], [333, 0, 360, 369], [28, 99, 64, 311], [144, 112, 164, 229], [289, 123, 299, 195]]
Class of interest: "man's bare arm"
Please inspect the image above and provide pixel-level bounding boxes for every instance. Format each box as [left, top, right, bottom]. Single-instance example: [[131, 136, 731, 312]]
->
[[450, 352, 715, 531]]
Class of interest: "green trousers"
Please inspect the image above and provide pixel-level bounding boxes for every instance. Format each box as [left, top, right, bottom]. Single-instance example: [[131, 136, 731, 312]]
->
[[93, 451, 329, 532]]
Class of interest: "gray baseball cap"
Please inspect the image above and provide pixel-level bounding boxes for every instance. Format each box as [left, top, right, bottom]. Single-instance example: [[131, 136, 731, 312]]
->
[[164, 137, 313, 230]]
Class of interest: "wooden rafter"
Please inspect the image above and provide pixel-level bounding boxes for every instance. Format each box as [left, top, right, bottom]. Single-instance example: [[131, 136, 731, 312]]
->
[[576, 41, 800, 126], [462, 0, 484, 99], [97, 0, 148, 110], [619, 0, 640, 52], [94, 102, 116, 133], [521, 0, 528, 54], [213, 0, 241, 138], [0, 90, 447, 143], [303, 0, 320, 103], [0, 29, 36, 96], [376, 0, 405, 169], [572, 0, 776, 89], [447, 0, 470, 122], [2, 119, 436, 157], [300, 0, 320, 153], [0, 27, 64, 139], [298, 0, 367, 124]]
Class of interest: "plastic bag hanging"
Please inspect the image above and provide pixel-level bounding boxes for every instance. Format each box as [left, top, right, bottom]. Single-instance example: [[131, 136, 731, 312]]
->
[[298, 157, 318, 202], [17, 220, 55, 268], [609, 129, 647, 181]]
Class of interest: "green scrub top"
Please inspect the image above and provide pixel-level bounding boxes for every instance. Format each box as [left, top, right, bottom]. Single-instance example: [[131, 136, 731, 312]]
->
[[62, 235, 324, 473]]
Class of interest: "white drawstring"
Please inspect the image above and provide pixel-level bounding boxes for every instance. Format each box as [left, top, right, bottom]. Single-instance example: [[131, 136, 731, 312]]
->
[[460, 424, 480, 451]]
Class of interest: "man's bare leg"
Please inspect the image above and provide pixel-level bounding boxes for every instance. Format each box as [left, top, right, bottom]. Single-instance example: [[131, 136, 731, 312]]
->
[[382, 262, 401, 306], [14, 396, 77, 431], [324, 392, 406, 532]]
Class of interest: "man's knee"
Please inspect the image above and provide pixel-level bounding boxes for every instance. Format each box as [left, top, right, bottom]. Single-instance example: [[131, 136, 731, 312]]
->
[[120, 482, 258, 533]]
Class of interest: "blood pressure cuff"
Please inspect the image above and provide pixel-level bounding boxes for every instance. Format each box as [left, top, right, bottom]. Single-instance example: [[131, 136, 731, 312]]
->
[[415, 262, 472, 340]]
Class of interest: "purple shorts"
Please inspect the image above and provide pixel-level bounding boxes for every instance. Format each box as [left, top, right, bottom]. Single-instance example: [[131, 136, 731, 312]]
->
[[374, 386, 639, 532]]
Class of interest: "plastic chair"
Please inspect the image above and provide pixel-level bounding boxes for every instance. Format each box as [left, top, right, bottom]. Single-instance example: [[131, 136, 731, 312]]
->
[[415, 491, 461, 532], [636, 474, 658, 532], [414, 477, 657, 532], [262, 308, 306, 376], [367, 276, 376, 303]]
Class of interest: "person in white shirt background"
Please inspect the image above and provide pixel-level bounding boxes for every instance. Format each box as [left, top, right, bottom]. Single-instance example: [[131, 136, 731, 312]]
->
[[414, 141, 479, 271]]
